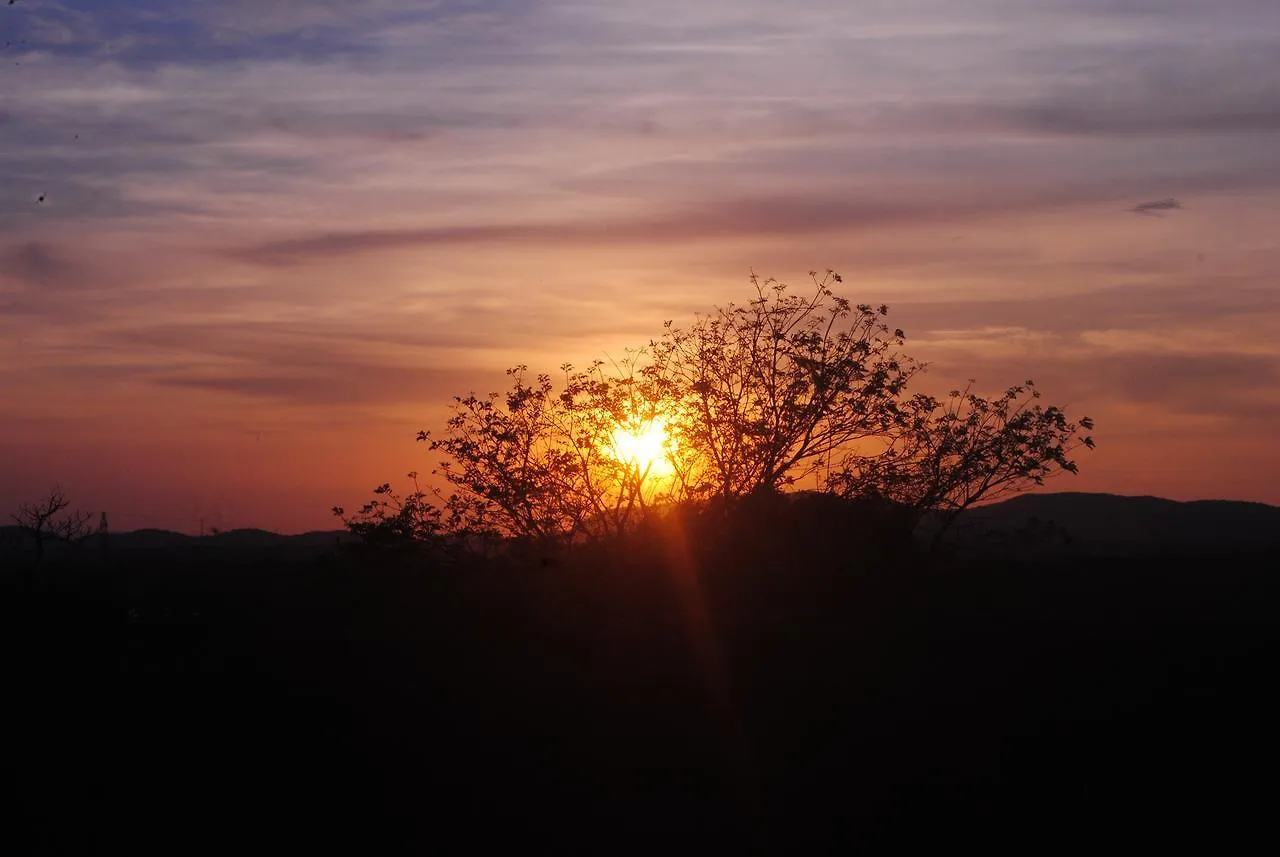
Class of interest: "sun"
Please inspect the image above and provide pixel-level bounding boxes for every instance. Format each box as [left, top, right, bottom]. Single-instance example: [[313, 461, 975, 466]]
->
[[609, 417, 675, 478]]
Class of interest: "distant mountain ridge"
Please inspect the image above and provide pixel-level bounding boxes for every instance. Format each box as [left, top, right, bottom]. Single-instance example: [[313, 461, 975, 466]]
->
[[948, 492, 1280, 555], [3, 493, 1278, 561], [0, 525, 359, 561]]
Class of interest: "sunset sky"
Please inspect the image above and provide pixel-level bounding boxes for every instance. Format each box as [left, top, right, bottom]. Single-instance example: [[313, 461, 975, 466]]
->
[[2, 0, 1278, 533]]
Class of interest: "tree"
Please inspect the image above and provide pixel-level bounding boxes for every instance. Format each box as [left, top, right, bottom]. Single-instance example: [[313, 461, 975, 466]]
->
[[553, 355, 678, 537], [644, 270, 920, 503], [332, 472, 445, 551], [417, 366, 589, 543], [10, 486, 94, 584], [416, 361, 674, 545], [828, 380, 1095, 552], [342, 268, 1094, 559]]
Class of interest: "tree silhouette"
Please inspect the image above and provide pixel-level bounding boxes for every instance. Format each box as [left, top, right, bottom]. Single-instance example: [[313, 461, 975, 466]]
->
[[829, 380, 1094, 551], [333, 472, 445, 551], [417, 366, 588, 543], [416, 361, 673, 545], [10, 487, 94, 584], [645, 270, 920, 502], [554, 356, 676, 536], [340, 270, 1093, 555]]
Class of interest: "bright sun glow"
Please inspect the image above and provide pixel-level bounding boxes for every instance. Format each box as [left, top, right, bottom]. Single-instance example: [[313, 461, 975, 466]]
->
[[609, 417, 675, 478]]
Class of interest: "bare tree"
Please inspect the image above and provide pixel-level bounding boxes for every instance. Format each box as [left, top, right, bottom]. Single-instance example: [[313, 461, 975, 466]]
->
[[11, 486, 94, 580]]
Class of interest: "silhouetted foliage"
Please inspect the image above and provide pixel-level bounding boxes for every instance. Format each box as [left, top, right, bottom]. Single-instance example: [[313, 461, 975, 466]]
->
[[415, 360, 672, 543], [418, 366, 580, 541], [342, 269, 1092, 552], [555, 355, 676, 534], [646, 270, 920, 501], [332, 472, 445, 551], [830, 380, 1095, 551]]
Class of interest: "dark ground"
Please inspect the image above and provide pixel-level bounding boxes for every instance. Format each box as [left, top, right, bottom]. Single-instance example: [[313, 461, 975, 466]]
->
[[6, 520, 1278, 851]]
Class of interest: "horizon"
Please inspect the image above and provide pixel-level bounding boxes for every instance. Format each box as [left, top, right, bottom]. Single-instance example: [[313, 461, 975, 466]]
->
[[4, 1, 1280, 533], [6, 489, 1278, 539]]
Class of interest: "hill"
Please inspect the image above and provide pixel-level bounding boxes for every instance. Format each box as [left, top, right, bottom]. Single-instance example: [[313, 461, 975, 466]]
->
[[0, 525, 358, 563], [948, 492, 1280, 555], [5, 493, 1279, 562], [5, 492, 1278, 848]]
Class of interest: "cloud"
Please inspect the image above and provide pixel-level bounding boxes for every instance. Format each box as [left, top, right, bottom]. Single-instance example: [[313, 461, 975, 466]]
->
[[888, 276, 1280, 435], [0, 240, 81, 289], [3, 0, 1280, 525], [220, 189, 1171, 266], [152, 365, 475, 407], [5, 0, 1279, 246], [1070, 351, 1280, 425], [96, 309, 635, 407], [1129, 198, 1183, 216], [1003, 106, 1280, 137], [898, 279, 1280, 340]]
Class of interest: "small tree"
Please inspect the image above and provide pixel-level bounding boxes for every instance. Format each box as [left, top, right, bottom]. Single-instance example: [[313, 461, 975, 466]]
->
[[829, 380, 1095, 552], [333, 472, 445, 551], [418, 366, 589, 542], [11, 487, 94, 585], [645, 270, 921, 502]]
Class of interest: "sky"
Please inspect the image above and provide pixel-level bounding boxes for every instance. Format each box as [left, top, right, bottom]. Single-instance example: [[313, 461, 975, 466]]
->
[[2, 0, 1279, 533]]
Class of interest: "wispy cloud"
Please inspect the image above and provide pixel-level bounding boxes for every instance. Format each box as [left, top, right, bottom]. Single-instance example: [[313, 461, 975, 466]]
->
[[1130, 198, 1184, 216], [3, 0, 1280, 528], [0, 240, 81, 289]]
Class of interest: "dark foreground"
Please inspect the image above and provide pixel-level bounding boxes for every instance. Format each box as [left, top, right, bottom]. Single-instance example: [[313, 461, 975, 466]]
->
[[7, 524, 1278, 850]]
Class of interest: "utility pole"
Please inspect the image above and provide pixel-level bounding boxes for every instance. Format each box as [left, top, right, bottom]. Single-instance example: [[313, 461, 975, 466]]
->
[[98, 511, 109, 562]]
